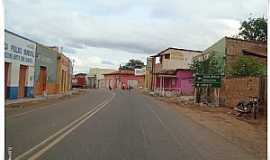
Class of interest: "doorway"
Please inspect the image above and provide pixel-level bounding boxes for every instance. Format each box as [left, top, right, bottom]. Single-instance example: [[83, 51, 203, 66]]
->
[[18, 65, 28, 98], [5, 62, 10, 98], [39, 66, 47, 94]]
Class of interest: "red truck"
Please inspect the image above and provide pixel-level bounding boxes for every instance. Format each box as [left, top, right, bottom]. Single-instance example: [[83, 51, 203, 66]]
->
[[72, 73, 87, 88]]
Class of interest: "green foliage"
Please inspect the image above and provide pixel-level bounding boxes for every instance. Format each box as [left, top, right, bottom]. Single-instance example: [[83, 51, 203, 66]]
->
[[120, 59, 145, 70], [238, 17, 267, 42], [229, 56, 265, 76], [190, 54, 221, 75]]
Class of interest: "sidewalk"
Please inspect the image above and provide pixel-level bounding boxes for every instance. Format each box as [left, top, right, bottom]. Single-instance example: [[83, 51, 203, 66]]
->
[[5, 89, 84, 106]]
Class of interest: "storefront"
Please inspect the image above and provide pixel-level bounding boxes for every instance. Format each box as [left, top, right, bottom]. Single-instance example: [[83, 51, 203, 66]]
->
[[5, 30, 36, 99]]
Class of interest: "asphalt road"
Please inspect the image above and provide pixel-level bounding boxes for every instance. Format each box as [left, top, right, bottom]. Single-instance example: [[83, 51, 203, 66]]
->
[[5, 89, 257, 160]]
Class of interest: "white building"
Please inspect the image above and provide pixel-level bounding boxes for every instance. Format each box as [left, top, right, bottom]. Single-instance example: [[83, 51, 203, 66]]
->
[[5, 30, 37, 99], [88, 68, 116, 88]]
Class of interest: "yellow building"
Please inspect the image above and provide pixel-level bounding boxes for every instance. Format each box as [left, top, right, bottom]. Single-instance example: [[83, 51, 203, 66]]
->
[[53, 48, 72, 93]]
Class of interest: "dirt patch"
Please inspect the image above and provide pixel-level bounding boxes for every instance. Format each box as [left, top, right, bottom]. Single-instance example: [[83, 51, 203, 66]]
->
[[149, 95, 267, 160]]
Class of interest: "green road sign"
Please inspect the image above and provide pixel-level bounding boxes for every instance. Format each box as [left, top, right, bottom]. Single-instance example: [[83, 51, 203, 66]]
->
[[193, 74, 222, 88]]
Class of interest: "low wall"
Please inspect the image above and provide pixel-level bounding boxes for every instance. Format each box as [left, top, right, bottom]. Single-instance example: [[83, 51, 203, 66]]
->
[[223, 76, 265, 108]]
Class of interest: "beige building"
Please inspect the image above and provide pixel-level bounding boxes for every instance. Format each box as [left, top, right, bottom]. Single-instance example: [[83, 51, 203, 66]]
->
[[155, 47, 202, 71], [144, 57, 153, 90], [88, 68, 116, 88], [146, 47, 202, 91]]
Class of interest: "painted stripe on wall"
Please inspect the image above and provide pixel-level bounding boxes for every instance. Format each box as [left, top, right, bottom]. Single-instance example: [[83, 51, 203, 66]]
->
[[7, 86, 18, 99]]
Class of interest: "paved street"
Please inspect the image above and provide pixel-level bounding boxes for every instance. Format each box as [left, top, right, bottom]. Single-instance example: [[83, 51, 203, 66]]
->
[[6, 89, 257, 160]]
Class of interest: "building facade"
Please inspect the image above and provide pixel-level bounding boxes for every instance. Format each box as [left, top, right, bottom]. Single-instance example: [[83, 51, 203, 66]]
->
[[193, 37, 267, 76], [144, 57, 153, 90], [5, 30, 37, 99], [148, 47, 202, 96], [57, 52, 72, 93], [193, 37, 267, 106], [104, 69, 145, 89], [88, 68, 117, 88], [33, 44, 58, 96]]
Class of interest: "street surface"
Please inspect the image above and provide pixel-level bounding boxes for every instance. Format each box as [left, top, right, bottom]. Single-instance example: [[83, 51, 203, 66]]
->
[[6, 89, 257, 160]]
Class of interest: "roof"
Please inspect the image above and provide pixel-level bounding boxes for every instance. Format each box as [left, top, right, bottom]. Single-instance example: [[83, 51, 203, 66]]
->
[[151, 47, 202, 57], [225, 37, 267, 45], [242, 50, 267, 58], [103, 69, 134, 75], [5, 29, 37, 44]]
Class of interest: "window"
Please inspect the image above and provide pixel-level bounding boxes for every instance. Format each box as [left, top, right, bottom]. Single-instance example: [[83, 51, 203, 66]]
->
[[164, 54, 170, 59]]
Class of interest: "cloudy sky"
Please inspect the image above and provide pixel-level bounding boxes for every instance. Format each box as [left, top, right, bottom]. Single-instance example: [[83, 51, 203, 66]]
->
[[5, 0, 267, 73]]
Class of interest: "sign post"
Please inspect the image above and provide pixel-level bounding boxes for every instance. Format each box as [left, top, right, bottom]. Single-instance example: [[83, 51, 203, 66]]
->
[[193, 74, 222, 106]]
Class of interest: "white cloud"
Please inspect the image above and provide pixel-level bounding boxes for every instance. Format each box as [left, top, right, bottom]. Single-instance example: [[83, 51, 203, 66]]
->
[[5, 0, 267, 73]]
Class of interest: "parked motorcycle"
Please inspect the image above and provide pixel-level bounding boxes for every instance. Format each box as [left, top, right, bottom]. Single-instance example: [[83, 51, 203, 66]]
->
[[234, 97, 259, 119]]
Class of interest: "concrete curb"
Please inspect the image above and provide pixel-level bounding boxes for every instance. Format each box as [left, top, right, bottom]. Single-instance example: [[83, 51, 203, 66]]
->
[[5, 89, 84, 106]]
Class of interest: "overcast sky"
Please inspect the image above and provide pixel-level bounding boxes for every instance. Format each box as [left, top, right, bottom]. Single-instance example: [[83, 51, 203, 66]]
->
[[5, 0, 267, 73]]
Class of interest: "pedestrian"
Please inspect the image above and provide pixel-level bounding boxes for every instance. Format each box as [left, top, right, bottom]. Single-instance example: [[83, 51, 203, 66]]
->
[[109, 85, 112, 91]]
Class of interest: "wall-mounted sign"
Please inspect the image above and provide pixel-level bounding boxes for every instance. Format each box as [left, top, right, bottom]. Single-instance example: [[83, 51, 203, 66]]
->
[[135, 68, 145, 76], [5, 31, 36, 66]]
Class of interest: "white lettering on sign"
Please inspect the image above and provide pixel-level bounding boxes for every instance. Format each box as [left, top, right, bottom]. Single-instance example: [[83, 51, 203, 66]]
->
[[5, 31, 36, 66]]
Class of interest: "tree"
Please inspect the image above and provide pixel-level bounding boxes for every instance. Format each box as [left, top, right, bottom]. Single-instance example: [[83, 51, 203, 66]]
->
[[238, 17, 267, 42], [120, 59, 145, 70], [229, 56, 265, 76], [189, 54, 221, 75], [190, 54, 222, 103]]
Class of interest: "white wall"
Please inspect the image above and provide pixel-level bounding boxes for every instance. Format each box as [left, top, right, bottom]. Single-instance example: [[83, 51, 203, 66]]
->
[[5, 31, 36, 87], [161, 49, 201, 70]]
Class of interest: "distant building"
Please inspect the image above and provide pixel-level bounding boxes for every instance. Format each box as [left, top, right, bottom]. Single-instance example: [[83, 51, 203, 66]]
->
[[147, 47, 202, 96], [88, 68, 116, 88], [5, 30, 37, 99], [103, 69, 145, 89]]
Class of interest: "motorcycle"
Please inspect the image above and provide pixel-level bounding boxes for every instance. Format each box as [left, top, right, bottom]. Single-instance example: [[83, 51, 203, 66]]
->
[[234, 97, 259, 119]]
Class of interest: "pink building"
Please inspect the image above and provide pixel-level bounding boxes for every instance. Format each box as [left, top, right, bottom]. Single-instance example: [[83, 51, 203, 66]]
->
[[148, 47, 202, 96], [155, 69, 193, 96], [103, 69, 144, 89]]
